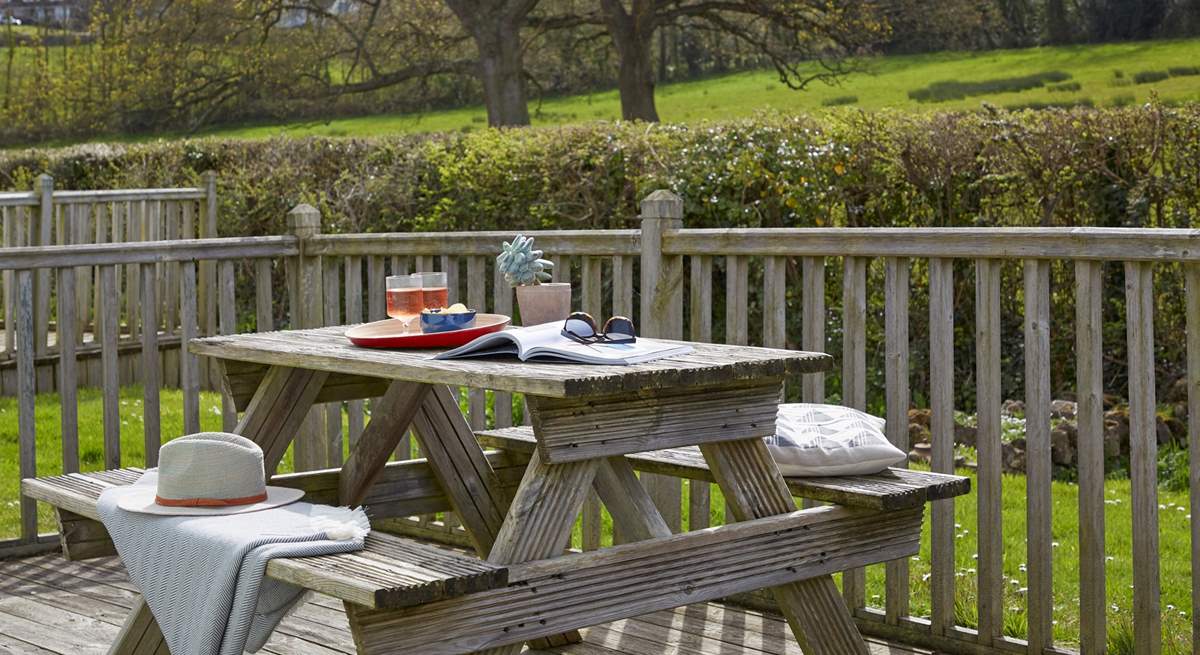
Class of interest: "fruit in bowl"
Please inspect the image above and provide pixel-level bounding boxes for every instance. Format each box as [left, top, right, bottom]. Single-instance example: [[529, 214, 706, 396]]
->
[[420, 303, 478, 333]]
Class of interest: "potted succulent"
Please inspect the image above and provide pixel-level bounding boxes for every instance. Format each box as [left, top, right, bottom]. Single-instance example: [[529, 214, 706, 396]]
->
[[497, 235, 572, 326]]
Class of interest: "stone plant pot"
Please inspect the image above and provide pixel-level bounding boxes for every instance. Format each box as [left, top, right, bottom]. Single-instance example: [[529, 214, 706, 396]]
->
[[515, 283, 572, 326]]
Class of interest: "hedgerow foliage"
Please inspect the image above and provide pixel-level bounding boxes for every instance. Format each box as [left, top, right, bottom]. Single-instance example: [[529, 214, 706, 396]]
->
[[4, 103, 1200, 408]]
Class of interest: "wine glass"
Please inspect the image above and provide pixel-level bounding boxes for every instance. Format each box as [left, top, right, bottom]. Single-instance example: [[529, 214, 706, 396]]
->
[[386, 275, 423, 332], [416, 272, 449, 311]]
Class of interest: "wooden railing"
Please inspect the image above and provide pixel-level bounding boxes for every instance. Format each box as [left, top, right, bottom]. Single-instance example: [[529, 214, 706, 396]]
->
[[2, 191, 1194, 655], [0, 173, 219, 394]]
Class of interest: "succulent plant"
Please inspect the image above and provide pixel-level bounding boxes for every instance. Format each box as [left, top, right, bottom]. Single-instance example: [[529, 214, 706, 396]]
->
[[496, 234, 554, 286]]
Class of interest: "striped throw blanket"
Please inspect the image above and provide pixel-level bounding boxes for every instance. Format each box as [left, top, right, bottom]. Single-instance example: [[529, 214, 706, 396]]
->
[[98, 471, 370, 655]]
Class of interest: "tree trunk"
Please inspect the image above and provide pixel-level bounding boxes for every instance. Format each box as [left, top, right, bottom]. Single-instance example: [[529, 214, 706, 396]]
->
[[474, 26, 530, 126], [1045, 0, 1070, 43], [443, 0, 532, 127], [601, 0, 659, 122], [616, 40, 659, 121]]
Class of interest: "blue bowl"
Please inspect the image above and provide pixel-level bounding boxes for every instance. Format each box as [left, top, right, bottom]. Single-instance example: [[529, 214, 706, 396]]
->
[[420, 310, 477, 333]]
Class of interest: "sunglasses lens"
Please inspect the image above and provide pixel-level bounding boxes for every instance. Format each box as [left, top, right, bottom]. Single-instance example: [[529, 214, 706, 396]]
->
[[564, 317, 596, 338], [603, 317, 636, 341]]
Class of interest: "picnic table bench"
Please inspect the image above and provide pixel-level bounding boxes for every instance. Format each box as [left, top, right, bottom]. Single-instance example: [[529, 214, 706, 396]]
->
[[22, 326, 969, 655]]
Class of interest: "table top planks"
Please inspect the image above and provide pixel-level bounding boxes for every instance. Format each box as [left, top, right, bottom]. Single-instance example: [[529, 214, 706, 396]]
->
[[189, 325, 832, 398]]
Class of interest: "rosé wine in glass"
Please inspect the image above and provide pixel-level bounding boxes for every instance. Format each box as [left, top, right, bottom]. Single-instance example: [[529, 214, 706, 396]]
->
[[416, 272, 450, 311], [386, 276, 423, 331]]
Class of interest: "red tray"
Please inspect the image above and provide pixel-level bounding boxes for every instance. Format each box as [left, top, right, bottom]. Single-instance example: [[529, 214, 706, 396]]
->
[[345, 314, 511, 349]]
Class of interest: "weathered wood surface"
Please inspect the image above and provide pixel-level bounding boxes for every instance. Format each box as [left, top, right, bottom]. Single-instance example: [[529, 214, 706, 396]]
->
[[191, 326, 829, 398], [0, 236, 297, 270], [526, 379, 782, 463], [342, 504, 923, 654], [1125, 260, 1161, 655], [306, 231, 641, 257], [20, 468, 510, 610], [662, 226, 1200, 261], [699, 437, 869, 655], [0, 553, 930, 655], [476, 426, 970, 511]]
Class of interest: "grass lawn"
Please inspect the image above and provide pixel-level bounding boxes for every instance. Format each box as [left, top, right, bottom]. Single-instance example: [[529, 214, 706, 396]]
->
[[165, 37, 1200, 142], [0, 387, 1193, 653]]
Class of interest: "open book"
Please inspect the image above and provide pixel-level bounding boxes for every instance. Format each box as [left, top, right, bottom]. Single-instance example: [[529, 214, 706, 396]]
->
[[435, 322, 694, 365]]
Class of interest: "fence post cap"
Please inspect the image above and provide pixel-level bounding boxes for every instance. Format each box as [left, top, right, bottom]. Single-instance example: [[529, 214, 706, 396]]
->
[[640, 189, 683, 220], [202, 170, 217, 184], [36, 174, 53, 190], [287, 204, 322, 232]]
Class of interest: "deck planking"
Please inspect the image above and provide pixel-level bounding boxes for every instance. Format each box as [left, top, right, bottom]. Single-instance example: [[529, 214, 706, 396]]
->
[[0, 554, 927, 655]]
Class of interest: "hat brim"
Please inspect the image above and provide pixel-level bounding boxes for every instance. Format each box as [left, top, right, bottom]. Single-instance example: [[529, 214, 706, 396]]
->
[[115, 486, 306, 516]]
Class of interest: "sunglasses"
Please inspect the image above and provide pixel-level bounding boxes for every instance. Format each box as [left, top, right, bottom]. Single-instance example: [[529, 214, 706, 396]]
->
[[562, 312, 637, 344]]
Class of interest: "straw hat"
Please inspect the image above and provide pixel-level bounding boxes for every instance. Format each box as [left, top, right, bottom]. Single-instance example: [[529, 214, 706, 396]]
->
[[117, 432, 305, 516]]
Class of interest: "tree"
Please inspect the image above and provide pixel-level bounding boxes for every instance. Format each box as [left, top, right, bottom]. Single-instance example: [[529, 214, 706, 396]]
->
[[443, 0, 540, 125], [1045, 0, 1071, 43], [539, 0, 890, 122]]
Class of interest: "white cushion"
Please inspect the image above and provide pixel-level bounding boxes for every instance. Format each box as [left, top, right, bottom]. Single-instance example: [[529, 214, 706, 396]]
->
[[765, 403, 907, 477]]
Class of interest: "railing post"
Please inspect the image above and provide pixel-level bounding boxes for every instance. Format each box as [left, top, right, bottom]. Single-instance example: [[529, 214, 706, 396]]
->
[[200, 171, 218, 338], [639, 190, 685, 532], [639, 190, 683, 340], [34, 174, 52, 356], [288, 203, 329, 471]]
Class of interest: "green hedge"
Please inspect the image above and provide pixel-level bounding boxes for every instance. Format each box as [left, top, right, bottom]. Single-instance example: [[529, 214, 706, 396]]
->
[[4, 104, 1200, 410]]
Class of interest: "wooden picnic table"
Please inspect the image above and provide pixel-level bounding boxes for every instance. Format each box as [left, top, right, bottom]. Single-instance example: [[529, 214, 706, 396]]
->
[[185, 325, 889, 655], [23, 324, 965, 655]]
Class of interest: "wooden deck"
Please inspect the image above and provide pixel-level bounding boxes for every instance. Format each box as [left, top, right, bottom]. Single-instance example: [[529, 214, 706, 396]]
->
[[0, 554, 930, 655]]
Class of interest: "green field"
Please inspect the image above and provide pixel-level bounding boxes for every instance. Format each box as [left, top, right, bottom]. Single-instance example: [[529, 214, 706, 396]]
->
[[184, 38, 1200, 141], [0, 387, 1192, 653], [4, 36, 1200, 146]]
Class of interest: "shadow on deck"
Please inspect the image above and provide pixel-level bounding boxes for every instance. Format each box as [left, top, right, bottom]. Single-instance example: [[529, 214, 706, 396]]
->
[[0, 554, 929, 655]]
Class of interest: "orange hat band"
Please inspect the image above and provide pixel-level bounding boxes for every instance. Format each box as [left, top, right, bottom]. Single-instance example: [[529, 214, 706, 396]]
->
[[154, 491, 269, 508]]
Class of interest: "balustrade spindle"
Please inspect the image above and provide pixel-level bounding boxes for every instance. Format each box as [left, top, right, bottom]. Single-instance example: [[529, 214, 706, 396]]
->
[[344, 256, 364, 446], [255, 259, 274, 332], [1074, 259, 1106, 655], [141, 262, 161, 466], [17, 269, 36, 540], [492, 260, 514, 428], [467, 256, 487, 430], [1023, 260, 1053, 653], [180, 262, 200, 435], [884, 256, 910, 621], [218, 260, 238, 432], [763, 256, 786, 349], [840, 256, 868, 610], [725, 255, 749, 346], [1125, 260, 1162, 655], [58, 267, 79, 473], [928, 258, 955, 634], [802, 257, 824, 402], [1187, 264, 1200, 655], [613, 255, 634, 320], [325, 258, 343, 464], [367, 255, 386, 322], [688, 255, 714, 532], [975, 259, 1004, 644], [100, 264, 120, 469]]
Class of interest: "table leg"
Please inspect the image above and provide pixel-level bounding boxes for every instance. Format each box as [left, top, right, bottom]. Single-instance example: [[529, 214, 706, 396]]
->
[[700, 437, 870, 655], [108, 598, 169, 655], [409, 384, 511, 554], [233, 365, 330, 475], [473, 449, 600, 655], [338, 381, 430, 506], [593, 456, 671, 541]]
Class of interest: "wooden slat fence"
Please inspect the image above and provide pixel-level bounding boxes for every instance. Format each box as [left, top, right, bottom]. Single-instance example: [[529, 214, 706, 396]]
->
[[2, 189, 1197, 655], [0, 173, 219, 394]]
